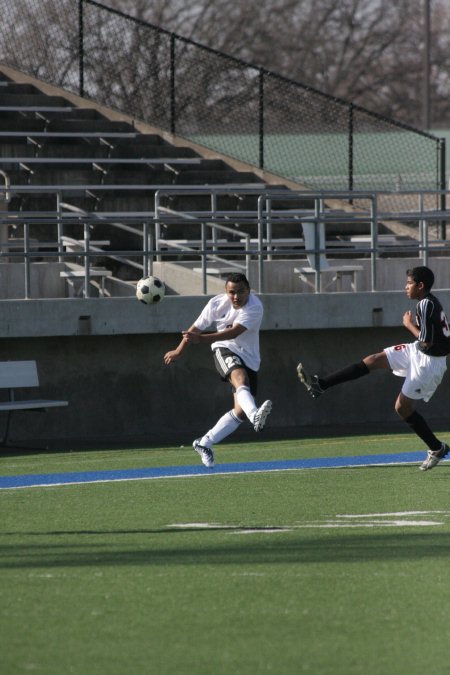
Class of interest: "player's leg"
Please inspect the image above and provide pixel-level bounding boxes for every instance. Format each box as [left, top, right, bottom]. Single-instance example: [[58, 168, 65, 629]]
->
[[395, 391, 448, 470], [394, 344, 449, 470], [193, 350, 272, 466], [229, 367, 272, 432], [193, 369, 270, 467], [211, 347, 271, 430], [192, 349, 245, 468], [196, 410, 243, 450], [395, 391, 439, 447], [297, 351, 389, 397]]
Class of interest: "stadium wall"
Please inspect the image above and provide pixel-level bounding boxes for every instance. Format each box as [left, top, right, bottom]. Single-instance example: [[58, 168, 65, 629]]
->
[[2, 291, 450, 448]]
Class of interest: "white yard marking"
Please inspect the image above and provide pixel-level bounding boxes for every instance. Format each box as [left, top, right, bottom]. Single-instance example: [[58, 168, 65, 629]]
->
[[295, 520, 443, 528], [167, 523, 231, 529], [336, 511, 450, 518], [166, 511, 449, 533], [231, 528, 292, 534], [167, 523, 292, 533]]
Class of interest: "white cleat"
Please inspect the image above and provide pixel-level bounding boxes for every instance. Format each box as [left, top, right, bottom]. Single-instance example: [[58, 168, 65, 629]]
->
[[420, 443, 449, 471], [253, 400, 272, 432], [193, 439, 215, 468]]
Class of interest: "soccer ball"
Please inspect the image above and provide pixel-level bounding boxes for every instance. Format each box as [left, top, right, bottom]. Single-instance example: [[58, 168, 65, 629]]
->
[[136, 276, 165, 304]]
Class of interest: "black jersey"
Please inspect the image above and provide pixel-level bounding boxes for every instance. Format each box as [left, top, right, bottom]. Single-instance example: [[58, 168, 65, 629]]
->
[[416, 293, 450, 356]]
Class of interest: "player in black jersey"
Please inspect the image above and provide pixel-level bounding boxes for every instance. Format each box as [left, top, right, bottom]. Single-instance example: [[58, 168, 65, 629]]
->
[[297, 266, 450, 471]]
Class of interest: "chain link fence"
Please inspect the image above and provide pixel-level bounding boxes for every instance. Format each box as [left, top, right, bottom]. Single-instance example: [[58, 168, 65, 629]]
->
[[0, 0, 445, 211]]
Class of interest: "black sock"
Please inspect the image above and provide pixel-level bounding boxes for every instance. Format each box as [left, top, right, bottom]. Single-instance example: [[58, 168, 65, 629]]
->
[[319, 361, 370, 390], [404, 411, 441, 451]]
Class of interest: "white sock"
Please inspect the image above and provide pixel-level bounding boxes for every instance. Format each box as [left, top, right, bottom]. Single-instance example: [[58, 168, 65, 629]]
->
[[200, 410, 242, 447], [235, 385, 258, 423]]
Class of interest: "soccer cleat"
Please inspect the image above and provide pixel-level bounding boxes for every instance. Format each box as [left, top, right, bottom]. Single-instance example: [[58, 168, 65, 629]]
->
[[296, 363, 324, 398], [253, 400, 272, 432], [193, 439, 215, 468], [420, 442, 449, 471]]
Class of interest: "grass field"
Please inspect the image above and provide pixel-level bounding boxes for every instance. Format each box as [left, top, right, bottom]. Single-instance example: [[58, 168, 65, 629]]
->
[[1, 433, 450, 675]]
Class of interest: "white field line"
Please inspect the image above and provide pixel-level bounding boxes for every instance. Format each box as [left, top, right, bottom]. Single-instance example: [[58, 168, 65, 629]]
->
[[294, 521, 443, 528], [166, 511, 449, 532], [335, 511, 450, 517]]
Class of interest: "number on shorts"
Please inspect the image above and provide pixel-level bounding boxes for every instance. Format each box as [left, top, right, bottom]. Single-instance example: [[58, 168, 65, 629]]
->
[[225, 355, 241, 369]]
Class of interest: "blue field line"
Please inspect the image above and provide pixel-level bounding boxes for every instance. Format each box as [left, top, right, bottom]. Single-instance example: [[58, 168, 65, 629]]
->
[[0, 451, 431, 490]]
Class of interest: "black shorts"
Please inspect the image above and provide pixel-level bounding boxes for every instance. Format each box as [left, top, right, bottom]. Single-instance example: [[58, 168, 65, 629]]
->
[[213, 347, 258, 395]]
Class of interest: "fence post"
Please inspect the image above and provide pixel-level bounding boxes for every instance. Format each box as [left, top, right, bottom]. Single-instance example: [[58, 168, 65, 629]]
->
[[170, 34, 176, 134], [439, 137, 446, 239], [24, 222, 30, 300], [348, 103, 354, 198], [78, 0, 84, 97], [259, 69, 264, 170]]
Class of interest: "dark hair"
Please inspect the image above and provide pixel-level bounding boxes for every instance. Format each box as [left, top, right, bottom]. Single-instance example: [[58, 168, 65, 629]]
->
[[225, 272, 250, 289], [407, 266, 434, 290]]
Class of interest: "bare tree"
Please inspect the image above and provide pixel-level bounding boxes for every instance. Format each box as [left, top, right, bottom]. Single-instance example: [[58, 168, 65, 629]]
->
[[3, 0, 450, 129], [103, 0, 450, 129]]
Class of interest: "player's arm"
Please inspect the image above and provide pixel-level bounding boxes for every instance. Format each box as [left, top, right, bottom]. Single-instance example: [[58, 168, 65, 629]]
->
[[182, 323, 247, 345], [163, 324, 201, 364]]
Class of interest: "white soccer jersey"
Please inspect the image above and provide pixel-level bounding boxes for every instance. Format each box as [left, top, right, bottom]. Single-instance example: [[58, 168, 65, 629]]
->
[[194, 292, 263, 371]]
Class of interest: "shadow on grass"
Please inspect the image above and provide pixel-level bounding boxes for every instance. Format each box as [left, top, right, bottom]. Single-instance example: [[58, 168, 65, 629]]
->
[[1, 528, 450, 568]]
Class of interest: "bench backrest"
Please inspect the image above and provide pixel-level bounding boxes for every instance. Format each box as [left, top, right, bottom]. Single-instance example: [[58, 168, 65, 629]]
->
[[301, 221, 330, 271], [0, 361, 39, 388]]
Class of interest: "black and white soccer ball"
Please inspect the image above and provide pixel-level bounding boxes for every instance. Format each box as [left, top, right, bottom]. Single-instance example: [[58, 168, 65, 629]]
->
[[136, 276, 165, 304]]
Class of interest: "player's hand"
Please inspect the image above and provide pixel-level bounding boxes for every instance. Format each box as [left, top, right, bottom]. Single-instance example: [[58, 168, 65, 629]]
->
[[402, 310, 415, 328], [164, 350, 180, 365]]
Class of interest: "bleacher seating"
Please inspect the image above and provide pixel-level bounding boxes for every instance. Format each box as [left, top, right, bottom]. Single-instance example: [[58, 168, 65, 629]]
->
[[0, 70, 276, 294], [0, 74, 294, 224], [0, 69, 387, 296]]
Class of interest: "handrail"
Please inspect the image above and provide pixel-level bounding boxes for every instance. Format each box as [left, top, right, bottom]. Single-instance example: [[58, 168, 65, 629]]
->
[[0, 183, 449, 297], [0, 170, 10, 203], [155, 205, 250, 294]]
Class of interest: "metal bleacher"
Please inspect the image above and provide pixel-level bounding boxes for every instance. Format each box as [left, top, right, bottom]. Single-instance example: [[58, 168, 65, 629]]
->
[[0, 70, 283, 298], [0, 69, 448, 299]]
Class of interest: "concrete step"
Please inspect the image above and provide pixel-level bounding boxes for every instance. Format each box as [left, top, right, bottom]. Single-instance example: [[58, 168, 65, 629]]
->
[[109, 144, 199, 159], [173, 170, 263, 185], [0, 83, 44, 95], [0, 118, 45, 132], [0, 93, 71, 107], [46, 119, 135, 133]]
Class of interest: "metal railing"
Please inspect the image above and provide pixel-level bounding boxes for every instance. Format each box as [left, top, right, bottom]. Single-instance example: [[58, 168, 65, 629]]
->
[[0, 183, 449, 298], [153, 185, 450, 293]]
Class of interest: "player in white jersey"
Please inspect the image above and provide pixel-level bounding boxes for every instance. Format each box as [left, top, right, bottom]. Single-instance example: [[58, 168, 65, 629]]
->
[[297, 266, 449, 471], [164, 273, 272, 468]]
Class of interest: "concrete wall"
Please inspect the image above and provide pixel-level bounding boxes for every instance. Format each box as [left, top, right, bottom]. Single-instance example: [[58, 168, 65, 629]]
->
[[1, 290, 450, 448], [0, 263, 66, 299], [2, 256, 449, 299], [153, 257, 450, 296]]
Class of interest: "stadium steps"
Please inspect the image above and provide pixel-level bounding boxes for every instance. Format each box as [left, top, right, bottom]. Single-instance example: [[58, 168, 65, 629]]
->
[[0, 70, 349, 296]]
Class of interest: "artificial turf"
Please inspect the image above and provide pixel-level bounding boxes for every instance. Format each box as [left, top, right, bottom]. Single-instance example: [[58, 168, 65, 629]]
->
[[1, 434, 449, 675]]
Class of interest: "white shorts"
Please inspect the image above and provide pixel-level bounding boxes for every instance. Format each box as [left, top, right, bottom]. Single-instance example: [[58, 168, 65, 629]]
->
[[384, 341, 447, 402]]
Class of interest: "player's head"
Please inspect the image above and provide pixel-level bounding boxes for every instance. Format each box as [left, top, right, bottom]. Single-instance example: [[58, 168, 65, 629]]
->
[[225, 273, 250, 308], [225, 272, 250, 289], [407, 266, 434, 291]]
